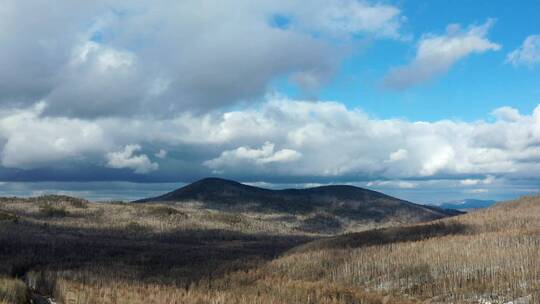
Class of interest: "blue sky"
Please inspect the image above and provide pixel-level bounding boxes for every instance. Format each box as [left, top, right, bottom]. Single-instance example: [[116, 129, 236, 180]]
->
[[276, 0, 540, 121], [1, 0, 540, 203]]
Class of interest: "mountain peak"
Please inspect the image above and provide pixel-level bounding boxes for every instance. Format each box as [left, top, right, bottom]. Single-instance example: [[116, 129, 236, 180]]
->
[[134, 177, 460, 223]]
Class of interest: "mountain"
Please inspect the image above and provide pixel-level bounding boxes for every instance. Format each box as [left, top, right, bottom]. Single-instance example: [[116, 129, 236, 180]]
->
[[436, 199, 496, 210], [134, 178, 461, 223]]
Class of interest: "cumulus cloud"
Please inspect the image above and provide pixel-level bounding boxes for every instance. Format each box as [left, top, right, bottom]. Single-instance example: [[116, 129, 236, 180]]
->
[[0, 102, 108, 169], [460, 175, 497, 186], [384, 20, 501, 89], [204, 142, 301, 172], [506, 35, 540, 67], [106, 145, 158, 174], [0, 0, 405, 118], [492, 106, 523, 122], [187, 100, 540, 180]]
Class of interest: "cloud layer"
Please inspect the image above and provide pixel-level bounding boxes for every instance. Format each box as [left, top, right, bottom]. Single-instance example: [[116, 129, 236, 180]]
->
[[2, 97, 540, 189]]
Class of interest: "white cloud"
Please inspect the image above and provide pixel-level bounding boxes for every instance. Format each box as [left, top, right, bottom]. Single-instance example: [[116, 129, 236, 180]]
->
[[106, 145, 158, 174], [0, 102, 108, 169], [384, 20, 501, 89], [506, 35, 540, 67], [287, 0, 405, 39], [195, 98, 540, 179], [73, 41, 135, 71], [420, 145, 455, 176], [491, 106, 522, 122], [204, 142, 301, 171]]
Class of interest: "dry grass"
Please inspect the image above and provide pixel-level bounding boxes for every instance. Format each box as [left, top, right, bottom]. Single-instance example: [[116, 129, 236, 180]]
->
[[1, 195, 539, 303], [267, 196, 540, 303], [1, 196, 393, 238], [0, 276, 29, 304], [0, 198, 314, 235]]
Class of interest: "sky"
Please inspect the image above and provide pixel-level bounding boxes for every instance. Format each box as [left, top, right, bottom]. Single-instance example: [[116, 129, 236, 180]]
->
[[1, 0, 540, 204]]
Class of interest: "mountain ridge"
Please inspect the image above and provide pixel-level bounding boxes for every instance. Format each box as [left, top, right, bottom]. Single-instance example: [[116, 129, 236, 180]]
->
[[436, 198, 497, 210], [134, 177, 461, 223]]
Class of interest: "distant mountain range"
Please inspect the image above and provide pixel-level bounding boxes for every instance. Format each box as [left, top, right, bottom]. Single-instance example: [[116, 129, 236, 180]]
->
[[435, 199, 497, 210], [135, 178, 461, 225]]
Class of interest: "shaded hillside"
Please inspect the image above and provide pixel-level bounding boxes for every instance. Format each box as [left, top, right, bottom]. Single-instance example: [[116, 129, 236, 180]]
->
[[292, 221, 468, 253], [0, 195, 311, 304], [135, 177, 460, 223]]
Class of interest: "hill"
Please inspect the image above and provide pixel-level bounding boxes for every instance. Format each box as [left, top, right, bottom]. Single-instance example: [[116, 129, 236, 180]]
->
[[1, 193, 538, 303], [268, 195, 540, 303], [134, 177, 460, 225]]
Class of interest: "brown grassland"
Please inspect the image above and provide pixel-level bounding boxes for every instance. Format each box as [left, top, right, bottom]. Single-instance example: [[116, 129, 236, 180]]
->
[[1, 195, 539, 303]]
